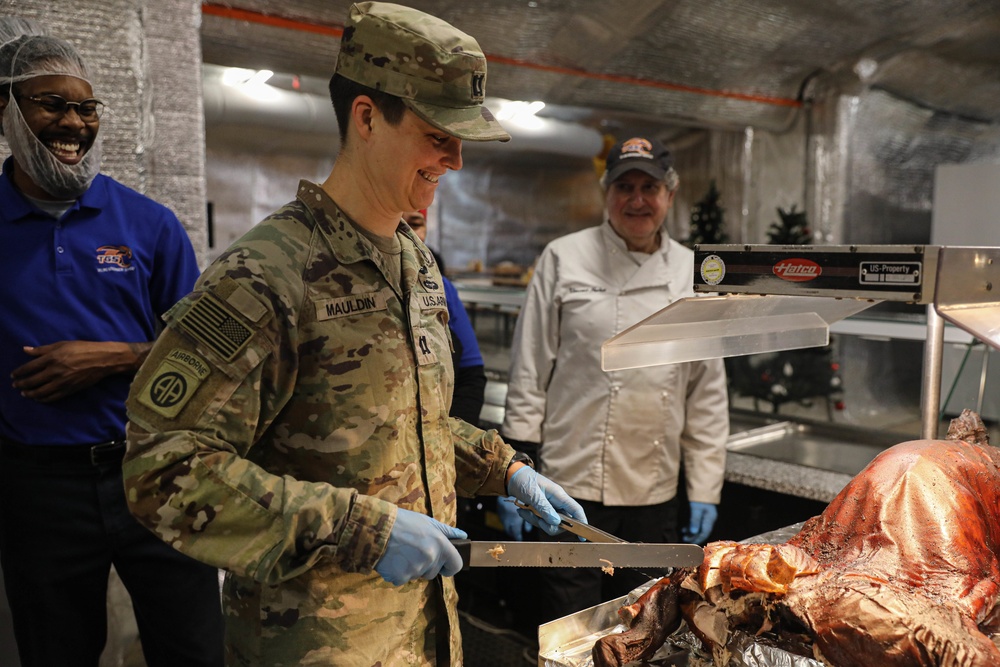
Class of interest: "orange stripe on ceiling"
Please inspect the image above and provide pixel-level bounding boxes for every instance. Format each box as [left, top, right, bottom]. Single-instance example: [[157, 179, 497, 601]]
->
[[487, 54, 802, 108], [201, 4, 345, 38], [201, 3, 802, 109]]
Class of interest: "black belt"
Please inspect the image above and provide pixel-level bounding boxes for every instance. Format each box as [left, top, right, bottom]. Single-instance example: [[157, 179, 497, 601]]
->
[[0, 437, 127, 466]]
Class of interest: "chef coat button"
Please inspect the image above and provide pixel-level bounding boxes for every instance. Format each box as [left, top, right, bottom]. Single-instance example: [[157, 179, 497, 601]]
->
[[611, 385, 619, 393], [661, 391, 669, 398], [653, 439, 660, 446], [607, 435, 615, 442]]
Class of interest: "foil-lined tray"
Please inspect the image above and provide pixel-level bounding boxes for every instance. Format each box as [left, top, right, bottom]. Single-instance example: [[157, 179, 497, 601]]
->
[[538, 524, 818, 667]]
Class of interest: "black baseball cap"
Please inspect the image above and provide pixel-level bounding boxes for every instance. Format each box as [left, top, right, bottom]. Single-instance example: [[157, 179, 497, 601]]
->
[[604, 137, 673, 185]]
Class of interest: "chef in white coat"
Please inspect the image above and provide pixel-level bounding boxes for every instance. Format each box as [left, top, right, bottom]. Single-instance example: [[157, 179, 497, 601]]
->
[[500, 136, 729, 622]]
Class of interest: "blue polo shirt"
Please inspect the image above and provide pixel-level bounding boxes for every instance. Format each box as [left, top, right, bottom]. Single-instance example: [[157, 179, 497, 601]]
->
[[442, 276, 483, 369], [0, 157, 200, 446]]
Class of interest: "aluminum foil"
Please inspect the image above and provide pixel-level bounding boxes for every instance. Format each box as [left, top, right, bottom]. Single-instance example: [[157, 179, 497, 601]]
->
[[540, 524, 812, 667], [725, 632, 823, 667], [540, 619, 825, 667]]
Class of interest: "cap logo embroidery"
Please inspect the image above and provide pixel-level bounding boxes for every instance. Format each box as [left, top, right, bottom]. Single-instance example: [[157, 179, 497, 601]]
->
[[471, 73, 485, 101], [621, 137, 654, 159]]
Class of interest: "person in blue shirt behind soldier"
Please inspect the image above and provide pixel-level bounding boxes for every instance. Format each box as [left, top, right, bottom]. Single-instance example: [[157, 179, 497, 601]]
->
[[403, 208, 487, 426], [0, 17, 224, 667]]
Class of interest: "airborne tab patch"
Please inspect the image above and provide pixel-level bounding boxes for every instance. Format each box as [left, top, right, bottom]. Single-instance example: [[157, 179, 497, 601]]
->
[[315, 291, 387, 321], [178, 292, 253, 361], [137, 348, 211, 418]]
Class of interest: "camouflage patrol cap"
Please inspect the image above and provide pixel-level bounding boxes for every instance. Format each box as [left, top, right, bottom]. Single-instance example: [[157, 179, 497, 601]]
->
[[336, 2, 510, 142]]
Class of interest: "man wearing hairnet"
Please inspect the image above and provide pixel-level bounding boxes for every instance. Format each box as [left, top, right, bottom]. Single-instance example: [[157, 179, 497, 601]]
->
[[501, 136, 730, 623], [122, 3, 585, 665], [0, 17, 223, 666]]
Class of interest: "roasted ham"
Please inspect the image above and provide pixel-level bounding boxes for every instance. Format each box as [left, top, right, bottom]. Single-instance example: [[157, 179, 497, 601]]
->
[[593, 410, 1000, 667]]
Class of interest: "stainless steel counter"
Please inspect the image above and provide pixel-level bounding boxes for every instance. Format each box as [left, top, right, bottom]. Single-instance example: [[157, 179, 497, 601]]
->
[[727, 410, 904, 474], [724, 409, 906, 502]]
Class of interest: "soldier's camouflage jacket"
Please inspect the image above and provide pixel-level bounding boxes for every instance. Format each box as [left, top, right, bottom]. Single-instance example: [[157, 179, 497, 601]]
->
[[123, 181, 515, 666]]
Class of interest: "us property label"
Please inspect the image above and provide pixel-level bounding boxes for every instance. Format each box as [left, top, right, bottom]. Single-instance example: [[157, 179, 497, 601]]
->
[[859, 262, 922, 285]]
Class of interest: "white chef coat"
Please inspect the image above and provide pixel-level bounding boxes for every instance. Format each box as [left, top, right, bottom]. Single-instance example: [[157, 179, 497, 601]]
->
[[503, 222, 728, 506]]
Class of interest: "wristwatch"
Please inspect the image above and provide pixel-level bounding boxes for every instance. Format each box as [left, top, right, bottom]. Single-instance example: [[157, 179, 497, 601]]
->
[[510, 450, 535, 469]]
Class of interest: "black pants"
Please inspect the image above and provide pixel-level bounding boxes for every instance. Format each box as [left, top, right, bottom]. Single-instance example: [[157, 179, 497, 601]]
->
[[0, 439, 224, 667], [536, 497, 680, 625]]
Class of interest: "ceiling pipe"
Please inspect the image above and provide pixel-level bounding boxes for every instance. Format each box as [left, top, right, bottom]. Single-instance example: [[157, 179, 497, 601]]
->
[[202, 65, 604, 159], [202, 66, 339, 135]]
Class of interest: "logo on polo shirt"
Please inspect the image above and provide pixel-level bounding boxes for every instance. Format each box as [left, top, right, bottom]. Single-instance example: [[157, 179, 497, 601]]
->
[[96, 245, 134, 272]]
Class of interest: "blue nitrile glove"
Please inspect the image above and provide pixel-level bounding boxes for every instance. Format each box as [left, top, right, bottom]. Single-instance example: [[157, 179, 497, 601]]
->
[[375, 508, 468, 586], [496, 496, 533, 540], [506, 466, 588, 536], [683, 501, 718, 544]]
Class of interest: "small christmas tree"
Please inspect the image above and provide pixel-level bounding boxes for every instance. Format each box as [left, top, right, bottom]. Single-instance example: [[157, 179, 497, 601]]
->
[[687, 180, 727, 247], [766, 205, 812, 245], [727, 204, 845, 415]]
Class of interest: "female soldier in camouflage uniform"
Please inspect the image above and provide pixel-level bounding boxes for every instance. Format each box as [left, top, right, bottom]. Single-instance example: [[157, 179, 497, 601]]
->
[[122, 3, 586, 666]]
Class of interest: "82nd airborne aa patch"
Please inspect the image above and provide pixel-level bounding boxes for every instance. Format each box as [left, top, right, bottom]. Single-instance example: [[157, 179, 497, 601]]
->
[[138, 348, 211, 418]]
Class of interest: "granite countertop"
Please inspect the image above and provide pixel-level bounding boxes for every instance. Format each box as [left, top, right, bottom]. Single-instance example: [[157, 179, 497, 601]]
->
[[724, 451, 853, 503]]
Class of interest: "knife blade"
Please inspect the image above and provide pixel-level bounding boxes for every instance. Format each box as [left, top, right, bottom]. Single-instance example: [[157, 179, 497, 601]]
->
[[451, 539, 704, 569], [508, 501, 704, 579], [512, 500, 624, 543]]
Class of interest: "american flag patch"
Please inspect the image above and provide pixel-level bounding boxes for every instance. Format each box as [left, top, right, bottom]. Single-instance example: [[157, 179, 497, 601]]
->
[[179, 293, 253, 361]]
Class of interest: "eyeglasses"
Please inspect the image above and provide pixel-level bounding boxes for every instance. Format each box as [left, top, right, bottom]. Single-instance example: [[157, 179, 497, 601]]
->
[[17, 94, 105, 121]]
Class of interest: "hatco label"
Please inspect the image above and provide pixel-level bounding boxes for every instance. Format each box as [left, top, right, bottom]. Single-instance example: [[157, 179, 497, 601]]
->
[[773, 258, 821, 282], [700, 255, 726, 286]]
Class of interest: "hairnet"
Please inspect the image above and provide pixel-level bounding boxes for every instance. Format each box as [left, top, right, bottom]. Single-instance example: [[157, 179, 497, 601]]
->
[[0, 17, 90, 87], [0, 17, 100, 199]]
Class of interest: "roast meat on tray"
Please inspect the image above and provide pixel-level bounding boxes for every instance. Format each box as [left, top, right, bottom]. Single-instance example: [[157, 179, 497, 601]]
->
[[594, 409, 1000, 667]]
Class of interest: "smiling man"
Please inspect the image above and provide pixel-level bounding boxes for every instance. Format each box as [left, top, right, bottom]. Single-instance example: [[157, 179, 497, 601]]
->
[[502, 136, 730, 624], [122, 3, 586, 666], [0, 17, 223, 667]]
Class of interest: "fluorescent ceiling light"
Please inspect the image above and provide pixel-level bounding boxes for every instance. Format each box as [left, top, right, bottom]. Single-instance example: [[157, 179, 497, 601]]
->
[[222, 67, 279, 102], [222, 67, 256, 86], [246, 69, 274, 86], [496, 100, 546, 130]]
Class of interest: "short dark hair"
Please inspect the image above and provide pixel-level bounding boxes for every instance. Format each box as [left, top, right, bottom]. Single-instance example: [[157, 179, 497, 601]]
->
[[0, 84, 16, 137], [328, 73, 407, 143]]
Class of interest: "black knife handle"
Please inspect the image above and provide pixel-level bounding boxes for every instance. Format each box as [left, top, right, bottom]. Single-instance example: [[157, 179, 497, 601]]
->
[[450, 538, 471, 570]]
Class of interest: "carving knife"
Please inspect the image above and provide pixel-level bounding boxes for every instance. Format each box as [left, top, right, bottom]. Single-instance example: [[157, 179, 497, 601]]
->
[[451, 539, 704, 570], [503, 501, 704, 576]]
